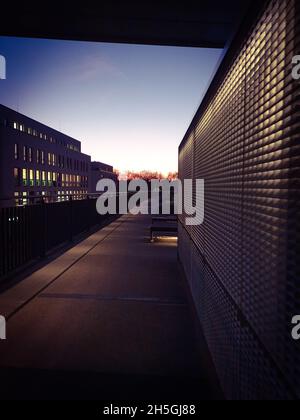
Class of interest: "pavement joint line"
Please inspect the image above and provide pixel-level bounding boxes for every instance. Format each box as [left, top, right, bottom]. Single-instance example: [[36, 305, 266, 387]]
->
[[5, 216, 130, 322], [38, 293, 187, 306]]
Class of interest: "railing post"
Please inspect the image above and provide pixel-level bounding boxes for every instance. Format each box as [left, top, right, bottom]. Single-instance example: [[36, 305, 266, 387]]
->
[[69, 196, 73, 242], [40, 198, 47, 258]]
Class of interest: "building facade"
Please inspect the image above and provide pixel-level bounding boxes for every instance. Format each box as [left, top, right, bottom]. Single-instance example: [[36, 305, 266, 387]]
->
[[90, 161, 118, 194], [178, 0, 299, 400], [0, 105, 91, 207]]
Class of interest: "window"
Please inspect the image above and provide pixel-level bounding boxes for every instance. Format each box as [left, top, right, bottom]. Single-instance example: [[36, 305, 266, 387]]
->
[[36, 170, 41, 187], [14, 168, 20, 187], [42, 171, 46, 187], [28, 147, 33, 163], [48, 172, 52, 187], [29, 169, 34, 187], [22, 192, 28, 206], [20, 124, 24, 132], [48, 153, 51, 166], [22, 169, 27, 186], [14, 192, 22, 206], [14, 144, 19, 160], [13, 122, 19, 130], [23, 146, 27, 162], [41, 150, 45, 165], [37, 149, 40, 164], [53, 172, 57, 187]]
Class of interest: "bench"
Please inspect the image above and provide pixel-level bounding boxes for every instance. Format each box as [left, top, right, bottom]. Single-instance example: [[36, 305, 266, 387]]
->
[[150, 223, 178, 241]]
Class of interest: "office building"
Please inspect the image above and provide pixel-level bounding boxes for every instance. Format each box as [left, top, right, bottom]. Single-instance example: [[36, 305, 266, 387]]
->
[[0, 105, 91, 207], [90, 161, 118, 193]]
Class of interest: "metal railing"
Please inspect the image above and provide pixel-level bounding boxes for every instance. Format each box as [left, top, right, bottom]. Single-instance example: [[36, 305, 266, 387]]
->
[[0, 196, 118, 282]]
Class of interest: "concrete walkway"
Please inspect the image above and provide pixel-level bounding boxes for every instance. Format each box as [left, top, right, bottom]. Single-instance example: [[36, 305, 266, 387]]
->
[[0, 215, 221, 400]]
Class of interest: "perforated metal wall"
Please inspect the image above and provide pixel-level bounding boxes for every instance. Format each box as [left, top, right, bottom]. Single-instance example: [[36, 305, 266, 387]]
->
[[178, 0, 300, 400]]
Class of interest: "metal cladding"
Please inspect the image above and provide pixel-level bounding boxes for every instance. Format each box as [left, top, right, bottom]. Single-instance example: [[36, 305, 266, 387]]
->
[[178, 0, 300, 400]]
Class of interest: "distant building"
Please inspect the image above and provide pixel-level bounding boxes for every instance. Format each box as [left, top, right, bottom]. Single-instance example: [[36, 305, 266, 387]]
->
[[90, 161, 118, 194], [0, 105, 91, 207]]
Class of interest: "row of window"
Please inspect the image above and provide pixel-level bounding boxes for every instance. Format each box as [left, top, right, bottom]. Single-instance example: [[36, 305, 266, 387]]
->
[[14, 144, 89, 172], [14, 191, 88, 206], [14, 168, 89, 188], [12, 121, 80, 152]]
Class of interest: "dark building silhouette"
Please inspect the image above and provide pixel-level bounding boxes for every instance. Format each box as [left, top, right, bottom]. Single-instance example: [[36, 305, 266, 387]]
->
[[90, 161, 118, 193]]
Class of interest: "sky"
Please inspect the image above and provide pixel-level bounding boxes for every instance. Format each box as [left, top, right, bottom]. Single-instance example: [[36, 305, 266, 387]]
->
[[0, 37, 222, 174]]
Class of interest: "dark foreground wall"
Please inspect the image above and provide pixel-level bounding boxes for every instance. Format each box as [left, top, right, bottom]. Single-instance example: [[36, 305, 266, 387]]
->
[[178, 0, 300, 400]]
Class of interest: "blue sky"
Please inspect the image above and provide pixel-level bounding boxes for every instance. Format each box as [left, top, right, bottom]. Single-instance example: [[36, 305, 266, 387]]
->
[[0, 37, 222, 173]]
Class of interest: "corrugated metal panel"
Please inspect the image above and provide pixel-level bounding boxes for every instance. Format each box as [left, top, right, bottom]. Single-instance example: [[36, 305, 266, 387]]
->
[[178, 0, 299, 399], [179, 131, 194, 234]]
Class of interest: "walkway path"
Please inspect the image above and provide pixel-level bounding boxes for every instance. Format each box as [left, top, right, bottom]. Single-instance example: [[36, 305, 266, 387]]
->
[[0, 215, 221, 400]]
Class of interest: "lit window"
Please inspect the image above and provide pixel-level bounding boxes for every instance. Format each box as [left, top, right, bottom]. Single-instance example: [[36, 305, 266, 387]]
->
[[13, 122, 19, 130], [23, 146, 27, 162], [22, 192, 28, 206], [48, 172, 52, 187], [22, 169, 27, 186], [36, 170, 41, 187], [28, 147, 33, 163], [42, 171, 46, 187], [29, 169, 34, 187]]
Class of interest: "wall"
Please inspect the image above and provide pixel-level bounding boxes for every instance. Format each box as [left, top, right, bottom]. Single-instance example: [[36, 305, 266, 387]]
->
[[178, 0, 300, 400]]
